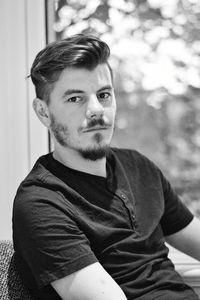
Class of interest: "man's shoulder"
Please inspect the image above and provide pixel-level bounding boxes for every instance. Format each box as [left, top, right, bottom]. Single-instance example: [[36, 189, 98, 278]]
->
[[110, 147, 152, 164], [14, 153, 65, 202], [110, 147, 161, 175], [19, 153, 54, 185]]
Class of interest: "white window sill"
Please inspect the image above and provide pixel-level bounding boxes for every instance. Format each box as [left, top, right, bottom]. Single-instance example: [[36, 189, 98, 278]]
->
[[168, 244, 200, 296]]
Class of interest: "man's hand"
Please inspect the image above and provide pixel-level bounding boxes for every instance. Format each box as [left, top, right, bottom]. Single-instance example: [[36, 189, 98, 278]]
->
[[51, 262, 127, 300]]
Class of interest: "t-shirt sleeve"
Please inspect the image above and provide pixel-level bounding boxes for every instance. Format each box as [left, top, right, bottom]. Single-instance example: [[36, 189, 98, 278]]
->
[[159, 171, 194, 236], [13, 184, 98, 289]]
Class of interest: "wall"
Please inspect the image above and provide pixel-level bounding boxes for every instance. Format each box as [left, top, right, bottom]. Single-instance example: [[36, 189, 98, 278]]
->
[[0, 0, 48, 239]]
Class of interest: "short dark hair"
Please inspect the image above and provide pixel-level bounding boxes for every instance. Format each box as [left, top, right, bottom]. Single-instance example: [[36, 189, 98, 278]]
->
[[30, 34, 112, 104]]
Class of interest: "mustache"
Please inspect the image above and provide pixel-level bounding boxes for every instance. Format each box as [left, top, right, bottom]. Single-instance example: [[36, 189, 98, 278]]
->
[[88, 118, 108, 128], [81, 118, 111, 131]]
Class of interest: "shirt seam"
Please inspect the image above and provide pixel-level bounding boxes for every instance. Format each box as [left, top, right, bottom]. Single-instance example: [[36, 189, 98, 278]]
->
[[37, 252, 97, 288]]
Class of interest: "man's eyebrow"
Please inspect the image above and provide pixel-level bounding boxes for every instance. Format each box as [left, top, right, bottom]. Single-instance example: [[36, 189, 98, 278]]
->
[[62, 89, 84, 98], [97, 85, 113, 92], [62, 85, 113, 98]]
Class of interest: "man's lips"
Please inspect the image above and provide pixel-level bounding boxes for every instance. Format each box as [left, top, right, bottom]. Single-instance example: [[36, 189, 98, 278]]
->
[[82, 126, 110, 133]]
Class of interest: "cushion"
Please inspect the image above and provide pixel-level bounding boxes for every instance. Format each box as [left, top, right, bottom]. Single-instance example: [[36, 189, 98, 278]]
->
[[0, 240, 35, 300]]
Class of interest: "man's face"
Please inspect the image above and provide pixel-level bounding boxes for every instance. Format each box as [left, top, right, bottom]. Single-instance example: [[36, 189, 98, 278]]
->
[[47, 64, 116, 160]]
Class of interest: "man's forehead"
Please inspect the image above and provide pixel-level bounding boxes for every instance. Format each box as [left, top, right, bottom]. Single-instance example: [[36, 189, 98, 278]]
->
[[56, 64, 112, 89], [50, 64, 113, 99], [60, 64, 111, 80]]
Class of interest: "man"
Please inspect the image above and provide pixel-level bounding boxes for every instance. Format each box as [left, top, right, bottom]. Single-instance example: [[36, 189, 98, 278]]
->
[[13, 34, 200, 300]]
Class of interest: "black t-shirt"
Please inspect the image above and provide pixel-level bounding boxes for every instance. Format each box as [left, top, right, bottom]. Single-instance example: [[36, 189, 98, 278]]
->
[[13, 148, 199, 299]]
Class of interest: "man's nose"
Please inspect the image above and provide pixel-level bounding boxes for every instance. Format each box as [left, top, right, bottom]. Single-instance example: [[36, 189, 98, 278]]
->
[[86, 96, 104, 119]]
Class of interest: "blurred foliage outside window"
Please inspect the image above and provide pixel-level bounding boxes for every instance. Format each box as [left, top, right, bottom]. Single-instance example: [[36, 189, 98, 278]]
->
[[49, 0, 200, 216]]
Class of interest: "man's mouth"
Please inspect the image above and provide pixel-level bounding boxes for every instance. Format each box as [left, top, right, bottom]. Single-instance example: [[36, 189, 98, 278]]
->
[[82, 126, 110, 133]]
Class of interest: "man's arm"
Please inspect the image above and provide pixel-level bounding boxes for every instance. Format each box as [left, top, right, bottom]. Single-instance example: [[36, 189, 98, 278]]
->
[[165, 216, 200, 261], [51, 262, 127, 300]]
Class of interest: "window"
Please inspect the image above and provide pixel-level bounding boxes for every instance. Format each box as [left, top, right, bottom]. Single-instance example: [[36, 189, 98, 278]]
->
[[46, 0, 200, 219]]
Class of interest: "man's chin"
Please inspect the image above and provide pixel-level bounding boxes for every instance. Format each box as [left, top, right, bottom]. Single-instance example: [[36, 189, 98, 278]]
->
[[78, 145, 110, 161]]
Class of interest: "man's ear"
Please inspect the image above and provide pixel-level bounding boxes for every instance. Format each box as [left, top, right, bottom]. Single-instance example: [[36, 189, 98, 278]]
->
[[32, 98, 51, 127]]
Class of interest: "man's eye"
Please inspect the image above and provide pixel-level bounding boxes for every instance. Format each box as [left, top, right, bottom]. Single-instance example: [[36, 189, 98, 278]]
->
[[98, 92, 111, 100], [66, 96, 82, 103]]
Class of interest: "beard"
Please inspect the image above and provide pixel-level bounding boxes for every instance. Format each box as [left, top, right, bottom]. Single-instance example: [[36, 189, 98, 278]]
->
[[78, 143, 110, 161], [49, 113, 111, 161]]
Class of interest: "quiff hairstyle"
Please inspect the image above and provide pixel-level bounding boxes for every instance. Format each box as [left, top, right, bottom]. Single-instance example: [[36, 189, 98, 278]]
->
[[30, 34, 113, 104]]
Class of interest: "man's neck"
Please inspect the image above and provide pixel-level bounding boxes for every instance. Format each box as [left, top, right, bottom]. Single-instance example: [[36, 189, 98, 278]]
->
[[53, 147, 107, 178]]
